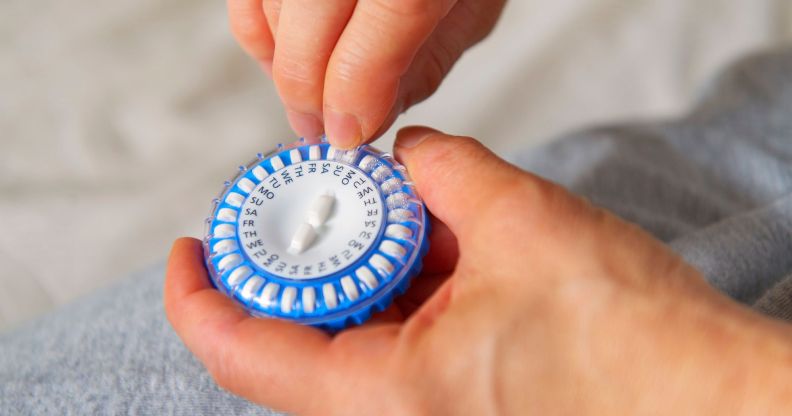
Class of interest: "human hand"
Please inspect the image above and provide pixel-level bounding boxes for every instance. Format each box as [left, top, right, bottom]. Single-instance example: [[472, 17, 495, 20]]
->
[[165, 127, 792, 415], [226, 0, 506, 148]]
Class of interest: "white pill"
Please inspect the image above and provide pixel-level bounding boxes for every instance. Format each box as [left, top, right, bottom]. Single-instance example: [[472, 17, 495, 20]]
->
[[340, 149, 357, 164], [226, 266, 253, 287], [218, 254, 243, 273], [380, 240, 407, 259], [388, 208, 414, 222], [270, 155, 285, 171], [323, 283, 338, 309], [369, 254, 395, 277], [356, 267, 379, 290], [288, 223, 317, 255], [225, 192, 245, 208], [237, 178, 255, 194], [302, 287, 316, 313], [238, 275, 264, 300], [326, 146, 339, 161], [341, 276, 359, 301], [385, 224, 412, 240], [309, 145, 321, 161], [380, 178, 402, 194], [281, 286, 297, 313], [372, 166, 393, 182], [256, 282, 280, 308], [252, 165, 268, 181], [212, 239, 238, 254], [289, 149, 302, 163], [386, 192, 409, 209], [307, 190, 335, 227], [216, 208, 238, 222], [213, 223, 236, 238], [358, 155, 377, 172]]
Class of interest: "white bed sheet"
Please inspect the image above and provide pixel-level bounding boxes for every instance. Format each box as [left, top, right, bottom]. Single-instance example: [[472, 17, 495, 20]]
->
[[1, 0, 791, 329]]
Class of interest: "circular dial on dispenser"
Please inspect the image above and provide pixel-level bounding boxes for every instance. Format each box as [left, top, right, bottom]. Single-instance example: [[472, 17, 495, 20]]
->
[[237, 160, 384, 280], [204, 139, 429, 331]]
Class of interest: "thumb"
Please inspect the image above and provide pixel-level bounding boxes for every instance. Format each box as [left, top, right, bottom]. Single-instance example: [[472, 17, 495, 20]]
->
[[395, 127, 706, 293], [394, 126, 548, 241]]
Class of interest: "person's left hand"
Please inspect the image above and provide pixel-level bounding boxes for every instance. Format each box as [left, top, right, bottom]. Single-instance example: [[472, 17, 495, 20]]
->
[[165, 127, 792, 415]]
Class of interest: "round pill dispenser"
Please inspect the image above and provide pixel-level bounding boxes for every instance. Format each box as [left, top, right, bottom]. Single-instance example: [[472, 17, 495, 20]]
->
[[203, 137, 429, 331]]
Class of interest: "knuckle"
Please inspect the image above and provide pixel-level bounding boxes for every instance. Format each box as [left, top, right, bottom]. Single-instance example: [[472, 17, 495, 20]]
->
[[522, 174, 567, 214], [422, 134, 485, 161], [330, 38, 396, 83], [273, 57, 314, 84], [273, 57, 322, 99], [476, 171, 567, 235], [414, 134, 491, 183], [328, 52, 364, 84]]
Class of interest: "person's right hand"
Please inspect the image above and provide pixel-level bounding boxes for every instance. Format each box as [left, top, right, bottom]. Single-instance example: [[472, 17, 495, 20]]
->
[[166, 127, 792, 415], [226, 0, 506, 148]]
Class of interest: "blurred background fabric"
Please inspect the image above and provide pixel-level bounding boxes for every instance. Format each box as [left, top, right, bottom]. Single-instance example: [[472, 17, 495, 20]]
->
[[1, 0, 791, 330]]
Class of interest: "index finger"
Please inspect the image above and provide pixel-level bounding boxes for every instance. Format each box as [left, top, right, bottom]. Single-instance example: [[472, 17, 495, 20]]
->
[[164, 238, 333, 413], [323, 0, 457, 148]]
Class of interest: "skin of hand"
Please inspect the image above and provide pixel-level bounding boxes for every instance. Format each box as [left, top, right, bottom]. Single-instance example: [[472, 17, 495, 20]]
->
[[226, 0, 506, 148], [166, 127, 792, 415]]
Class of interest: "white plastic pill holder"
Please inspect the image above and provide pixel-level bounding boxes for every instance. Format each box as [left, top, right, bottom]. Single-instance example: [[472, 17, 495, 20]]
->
[[204, 137, 429, 331]]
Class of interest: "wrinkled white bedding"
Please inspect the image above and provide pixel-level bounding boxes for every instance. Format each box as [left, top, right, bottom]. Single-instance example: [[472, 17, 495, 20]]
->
[[1, 0, 791, 329]]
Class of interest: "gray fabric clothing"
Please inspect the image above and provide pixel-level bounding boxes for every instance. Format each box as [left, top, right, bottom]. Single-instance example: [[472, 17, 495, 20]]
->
[[0, 266, 278, 416], [3, 49, 792, 414], [515, 48, 792, 313]]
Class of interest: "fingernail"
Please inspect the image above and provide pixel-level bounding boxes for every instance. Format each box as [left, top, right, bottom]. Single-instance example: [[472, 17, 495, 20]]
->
[[286, 110, 324, 140], [259, 60, 273, 77], [324, 108, 362, 149], [395, 126, 438, 149]]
